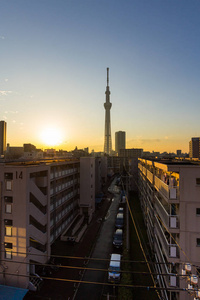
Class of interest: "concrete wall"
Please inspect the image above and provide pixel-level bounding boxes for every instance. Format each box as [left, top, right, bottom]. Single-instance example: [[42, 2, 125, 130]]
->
[[80, 157, 95, 221]]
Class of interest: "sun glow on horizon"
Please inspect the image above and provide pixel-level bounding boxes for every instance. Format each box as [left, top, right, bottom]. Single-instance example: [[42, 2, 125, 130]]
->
[[40, 127, 63, 147]]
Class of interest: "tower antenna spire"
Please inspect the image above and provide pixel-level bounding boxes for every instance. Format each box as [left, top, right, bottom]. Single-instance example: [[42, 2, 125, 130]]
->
[[107, 67, 109, 86]]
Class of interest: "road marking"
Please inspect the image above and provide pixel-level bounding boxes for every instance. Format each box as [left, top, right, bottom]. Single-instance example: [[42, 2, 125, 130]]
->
[[105, 210, 110, 220]]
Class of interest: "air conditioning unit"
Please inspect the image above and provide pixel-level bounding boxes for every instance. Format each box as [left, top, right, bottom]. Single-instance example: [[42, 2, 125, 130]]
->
[[182, 269, 186, 276], [188, 284, 193, 291], [191, 275, 198, 285], [185, 263, 192, 272]]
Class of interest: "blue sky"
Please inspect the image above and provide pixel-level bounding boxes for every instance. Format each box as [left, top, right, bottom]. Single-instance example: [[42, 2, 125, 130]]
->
[[0, 0, 200, 152]]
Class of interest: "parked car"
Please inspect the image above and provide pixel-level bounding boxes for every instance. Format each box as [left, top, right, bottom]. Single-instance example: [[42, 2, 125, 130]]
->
[[113, 229, 123, 248], [108, 253, 121, 283], [118, 207, 124, 214], [115, 213, 124, 229]]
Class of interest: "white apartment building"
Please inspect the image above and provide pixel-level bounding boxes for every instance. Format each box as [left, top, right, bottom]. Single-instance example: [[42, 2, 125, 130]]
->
[[138, 158, 200, 300], [80, 157, 95, 223], [0, 159, 80, 291]]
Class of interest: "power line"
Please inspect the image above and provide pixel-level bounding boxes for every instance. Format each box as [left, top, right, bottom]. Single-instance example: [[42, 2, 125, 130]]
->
[[0, 271, 194, 292], [1, 258, 192, 277], [120, 176, 162, 300], [0, 250, 185, 266]]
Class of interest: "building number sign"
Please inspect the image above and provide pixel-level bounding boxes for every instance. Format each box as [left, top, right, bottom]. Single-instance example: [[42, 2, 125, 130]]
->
[[16, 171, 23, 179]]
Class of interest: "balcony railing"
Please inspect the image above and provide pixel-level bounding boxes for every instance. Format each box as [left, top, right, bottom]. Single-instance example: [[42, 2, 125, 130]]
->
[[139, 164, 179, 201], [154, 236, 179, 290], [155, 216, 179, 259], [155, 175, 179, 201], [154, 195, 179, 229], [147, 169, 153, 183]]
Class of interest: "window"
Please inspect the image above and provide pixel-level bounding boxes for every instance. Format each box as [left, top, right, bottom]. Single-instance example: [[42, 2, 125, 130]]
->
[[5, 226, 12, 236], [4, 220, 13, 236], [197, 238, 200, 246], [5, 203, 12, 213], [196, 178, 200, 185], [196, 208, 200, 215], [4, 242, 12, 259], [5, 180, 12, 191], [5, 251, 12, 259], [5, 173, 13, 191], [4, 196, 13, 202], [4, 173, 13, 180], [4, 197, 13, 214]]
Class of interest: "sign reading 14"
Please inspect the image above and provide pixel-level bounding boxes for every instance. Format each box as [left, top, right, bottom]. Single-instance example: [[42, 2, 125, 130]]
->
[[16, 171, 23, 179]]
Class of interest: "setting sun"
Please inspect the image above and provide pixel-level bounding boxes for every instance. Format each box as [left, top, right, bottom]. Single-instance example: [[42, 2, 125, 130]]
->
[[40, 127, 63, 147]]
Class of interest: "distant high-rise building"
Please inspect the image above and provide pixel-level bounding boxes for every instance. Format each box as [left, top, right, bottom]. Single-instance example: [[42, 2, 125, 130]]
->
[[189, 137, 200, 158], [176, 150, 182, 156], [119, 148, 143, 158], [0, 121, 7, 156], [104, 68, 112, 155], [115, 131, 126, 154]]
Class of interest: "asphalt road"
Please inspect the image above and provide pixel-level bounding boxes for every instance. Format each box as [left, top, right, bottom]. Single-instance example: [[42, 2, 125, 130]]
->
[[74, 181, 121, 300]]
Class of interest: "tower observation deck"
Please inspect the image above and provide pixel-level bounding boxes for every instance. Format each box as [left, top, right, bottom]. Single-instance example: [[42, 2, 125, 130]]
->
[[104, 68, 112, 155]]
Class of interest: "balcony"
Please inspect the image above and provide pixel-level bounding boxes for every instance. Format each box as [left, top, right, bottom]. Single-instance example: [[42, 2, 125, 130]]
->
[[154, 195, 179, 230], [139, 164, 179, 202], [154, 236, 179, 289], [155, 216, 179, 260], [146, 169, 153, 184], [51, 168, 78, 180], [154, 176, 179, 202]]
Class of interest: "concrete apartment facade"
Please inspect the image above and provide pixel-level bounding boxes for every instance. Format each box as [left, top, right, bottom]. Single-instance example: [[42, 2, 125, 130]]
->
[[79, 157, 95, 223], [0, 159, 81, 290], [119, 148, 143, 158], [138, 158, 200, 300]]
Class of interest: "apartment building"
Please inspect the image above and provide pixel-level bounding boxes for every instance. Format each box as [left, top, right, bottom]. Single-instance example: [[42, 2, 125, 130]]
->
[[0, 121, 7, 156], [138, 158, 200, 300], [0, 159, 80, 290], [189, 137, 200, 159], [119, 148, 143, 158], [79, 157, 95, 223], [115, 131, 126, 154]]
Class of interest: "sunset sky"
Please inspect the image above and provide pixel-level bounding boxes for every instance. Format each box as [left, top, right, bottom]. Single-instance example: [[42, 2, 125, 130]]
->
[[1, 0, 200, 153]]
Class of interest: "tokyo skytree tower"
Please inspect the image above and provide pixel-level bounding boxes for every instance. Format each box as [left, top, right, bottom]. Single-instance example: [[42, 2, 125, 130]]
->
[[104, 68, 112, 155]]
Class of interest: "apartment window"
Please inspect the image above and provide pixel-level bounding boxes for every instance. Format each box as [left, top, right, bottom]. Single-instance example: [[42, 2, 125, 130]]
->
[[4, 196, 13, 214], [4, 220, 13, 236], [5, 180, 12, 191], [196, 178, 200, 185], [197, 238, 200, 246], [5, 226, 12, 236], [4, 173, 13, 180], [5, 203, 12, 213], [5, 174, 13, 190], [196, 208, 200, 215], [4, 242, 12, 259]]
